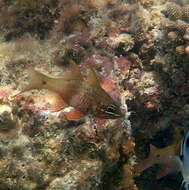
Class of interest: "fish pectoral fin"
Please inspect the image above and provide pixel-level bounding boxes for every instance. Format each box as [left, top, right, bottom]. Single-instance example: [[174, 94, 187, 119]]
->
[[46, 92, 68, 112], [64, 109, 85, 120]]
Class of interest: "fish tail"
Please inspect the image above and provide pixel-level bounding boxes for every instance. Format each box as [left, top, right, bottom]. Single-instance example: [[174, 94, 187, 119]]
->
[[21, 68, 49, 93]]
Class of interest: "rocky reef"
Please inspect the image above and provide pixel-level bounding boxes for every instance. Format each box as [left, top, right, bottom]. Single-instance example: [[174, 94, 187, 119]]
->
[[0, 0, 189, 190]]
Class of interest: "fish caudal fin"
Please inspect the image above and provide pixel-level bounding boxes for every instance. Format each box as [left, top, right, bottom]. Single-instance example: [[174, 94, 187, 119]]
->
[[21, 68, 50, 93]]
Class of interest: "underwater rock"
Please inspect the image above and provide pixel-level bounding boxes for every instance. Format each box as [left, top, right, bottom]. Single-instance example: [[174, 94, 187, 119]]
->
[[0, 0, 189, 189], [175, 45, 185, 55], [163, 19, 189, 34], [47, 160, 102, 190], [107, 33, 134, 52], [167, 31, 179, 41], [0, 0, 59, 40], [0, 103, 21, 140], [164, 2, 182, 20], [164, 2, 189, 22]]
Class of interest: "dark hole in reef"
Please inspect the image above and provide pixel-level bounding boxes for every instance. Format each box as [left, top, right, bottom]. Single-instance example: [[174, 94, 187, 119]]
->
[[150, 126, 174, 148], [180, 155, 183, 161], [99, 162, 122, 190], [114, 43, 129, 57], [185, 97, 189, 104], [22, 175, 26, 179], [55, 49, 83, 67], [186, 137, 189, 147]]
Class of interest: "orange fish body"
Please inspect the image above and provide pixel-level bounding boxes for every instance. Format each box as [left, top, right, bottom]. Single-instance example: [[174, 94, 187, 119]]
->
[[20, 61, 124, 119]]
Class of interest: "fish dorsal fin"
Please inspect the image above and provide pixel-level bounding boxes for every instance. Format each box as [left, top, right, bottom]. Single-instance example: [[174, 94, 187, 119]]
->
[[86, 68, 100, 86], [63, 60, 83, 81]]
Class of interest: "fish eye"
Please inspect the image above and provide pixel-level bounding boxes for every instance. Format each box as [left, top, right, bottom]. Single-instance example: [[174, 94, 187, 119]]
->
[[107, 106, 115, 113], [105, 105, 117, 114], [102, 104, 122, 118]]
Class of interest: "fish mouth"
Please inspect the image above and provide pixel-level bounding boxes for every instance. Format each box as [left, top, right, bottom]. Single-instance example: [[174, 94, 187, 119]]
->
[[107, 111, 125, 119], [96, 112, 124, 119]]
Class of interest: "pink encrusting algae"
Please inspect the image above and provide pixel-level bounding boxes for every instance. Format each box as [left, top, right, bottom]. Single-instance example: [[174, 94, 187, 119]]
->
[[0, 0, 188, 190]]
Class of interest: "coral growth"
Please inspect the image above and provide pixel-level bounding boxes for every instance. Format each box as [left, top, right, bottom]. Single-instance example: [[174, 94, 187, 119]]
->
[[164, 2, 189, 22], [0, 0, 59, 40], [0, 0, 189, 190]]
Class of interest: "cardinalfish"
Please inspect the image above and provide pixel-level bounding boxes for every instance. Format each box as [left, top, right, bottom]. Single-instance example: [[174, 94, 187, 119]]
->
[[17, 61, 124, 120], [134, 129, 183, 179], [135, 129, 189, 189]]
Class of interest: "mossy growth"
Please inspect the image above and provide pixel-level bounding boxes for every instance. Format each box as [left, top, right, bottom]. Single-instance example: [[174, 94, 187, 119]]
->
[[99, 161, 123, 190], [0, 112, 17, 133], [53, 47, 84, 67], [0, 0, 59, 40]]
